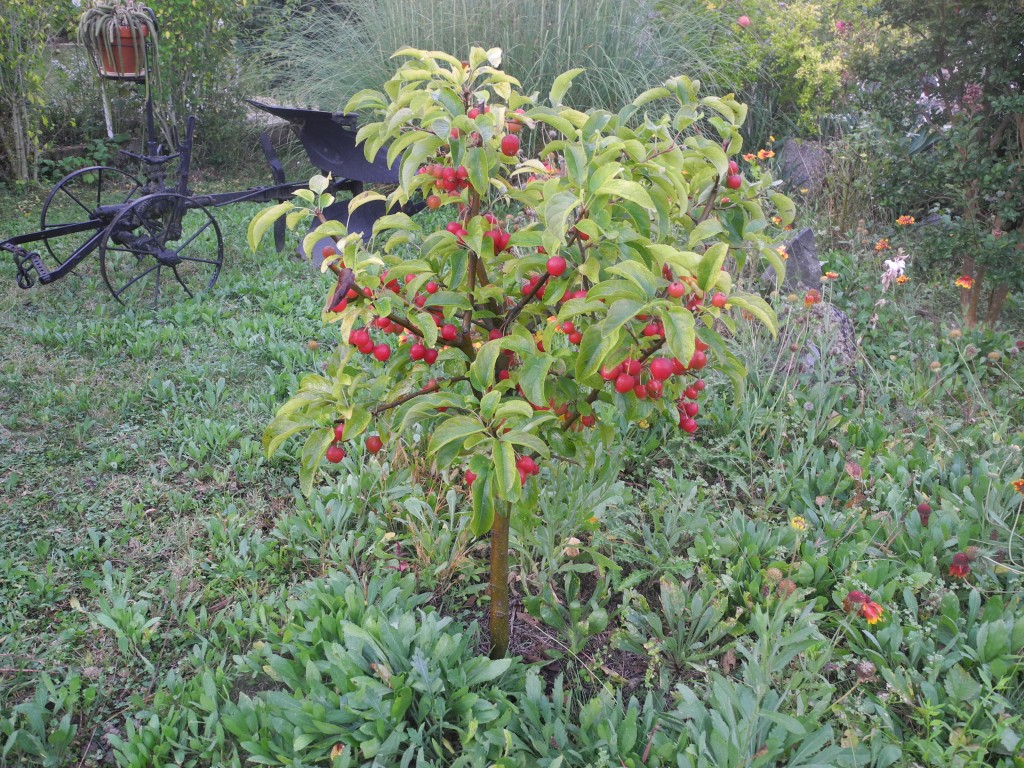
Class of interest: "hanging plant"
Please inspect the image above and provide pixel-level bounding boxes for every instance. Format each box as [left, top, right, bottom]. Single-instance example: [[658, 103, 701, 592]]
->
[[77, 0, 159, 83]]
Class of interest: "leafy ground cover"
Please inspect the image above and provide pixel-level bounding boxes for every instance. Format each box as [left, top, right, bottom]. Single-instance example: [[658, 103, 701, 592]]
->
[[0, 175, 1022, 766]]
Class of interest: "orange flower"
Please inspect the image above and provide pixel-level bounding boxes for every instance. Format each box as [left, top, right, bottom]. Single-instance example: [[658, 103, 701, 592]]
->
[[896, 275, 909, 284], [949, 552, 971, 578], [777, 245, 788, 260], [757, 149, 775, 160], [742, 153, 756, 161], [861, 601, 884, 624], [955, 275, 974, 289], [1013, 479, 1024, 494], [771, 215, 782, 225], [896, 215, 915, 226], [824, 271, 839, 280], [875, 238, 891, 251], [804, 289, 821, 307]]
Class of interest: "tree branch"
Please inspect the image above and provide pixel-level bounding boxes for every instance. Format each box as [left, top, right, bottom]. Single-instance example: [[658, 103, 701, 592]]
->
[[370, 376, 469, 415]]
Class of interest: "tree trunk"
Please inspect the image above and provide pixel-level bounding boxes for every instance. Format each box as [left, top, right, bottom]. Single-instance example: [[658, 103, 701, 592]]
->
[[965, 265, 985, 328], [984, 284, 1009, 327], [488, 504, 511, 659]]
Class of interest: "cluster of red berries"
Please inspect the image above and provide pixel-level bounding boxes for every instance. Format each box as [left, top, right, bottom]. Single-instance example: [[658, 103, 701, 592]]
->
[[348, 325, 394, 362], [419, 164, 470, 208], [598, 340, 708, 407], [725, 159, 743, 190], [327, 422, 384, 464], [662, 266, 726, 313], [676, 378, 706, 433]]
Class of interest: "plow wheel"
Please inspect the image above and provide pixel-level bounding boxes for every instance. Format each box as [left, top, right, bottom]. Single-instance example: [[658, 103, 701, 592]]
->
[[99, 193, 224, 311], [40, 166, 142, 263]]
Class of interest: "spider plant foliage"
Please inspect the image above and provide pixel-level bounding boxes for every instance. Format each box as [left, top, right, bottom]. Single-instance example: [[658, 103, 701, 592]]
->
[[77, 0, 159, 81]]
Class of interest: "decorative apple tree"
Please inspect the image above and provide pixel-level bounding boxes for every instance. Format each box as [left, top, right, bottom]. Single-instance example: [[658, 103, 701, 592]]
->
[[249, 47, 791, 658]]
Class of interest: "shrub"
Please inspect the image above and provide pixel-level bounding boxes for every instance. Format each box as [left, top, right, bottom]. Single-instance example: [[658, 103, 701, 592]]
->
[[251, 46, 791, 657]]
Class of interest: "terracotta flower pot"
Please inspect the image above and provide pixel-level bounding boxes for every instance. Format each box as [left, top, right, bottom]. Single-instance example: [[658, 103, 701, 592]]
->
[[99, 25, 148, 78]]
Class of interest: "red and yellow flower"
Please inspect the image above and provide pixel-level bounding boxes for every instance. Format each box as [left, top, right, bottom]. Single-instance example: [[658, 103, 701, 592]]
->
[[875, 238, 891, 251], [955, 275, 974, 289], [861, 601, 885, 624], [843, 591, 884, 624], [804, 289, 821, 307], [949, 552, 971, 578], [896, 215, 915, 226], [742, 153, 756, 162], [824, 271, 839, 280], [1012, 479, 1024, 494], [757, 149, 775, 160], [896, 275, 909, 284]]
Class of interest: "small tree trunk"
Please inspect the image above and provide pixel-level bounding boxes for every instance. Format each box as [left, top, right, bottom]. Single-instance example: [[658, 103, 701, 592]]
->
[[965, 265, 985, 328], [984, 284, 1009, 327], [488, 504, 511, 659]]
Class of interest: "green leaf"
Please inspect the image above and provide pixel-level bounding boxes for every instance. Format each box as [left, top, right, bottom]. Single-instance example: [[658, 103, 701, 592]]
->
[[662, 306, 696, 364], [695, 242, 728, 293], [726, 291, 777, 337], [466, 146, 489, 197], [519, 353, 554, 406], [944, 664, 981, 702], [501, 430, 549, 458], [309, 174, 330, 195], [576, 325, 619, 381], [343, 407, 372, 439], [549, 68, 585, 105], [606, 260, 658, 298], [769, 192, 796, 227], [470, 339, 503, 391], [299, 429, 335, 497], [348, 190, 387, 217], [479, 390, 501, 423], [760, 244, 787, 287], [427, 415, 485, 459], [687, 218, 724, 248], [470, 465, 495, 536], [602, 299, 643, 336], [411, 309, 439, 349], [262, 416, 319, 458], [543, 190, 581, 237], [632, 86, 671, 107], [247, 202, 294, 251], [492, 440, 520, 502], [596, 178, 654, 209]]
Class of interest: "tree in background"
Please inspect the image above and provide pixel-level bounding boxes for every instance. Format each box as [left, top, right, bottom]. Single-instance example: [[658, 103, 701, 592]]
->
[[0, 0, 73, 182], [854, 0, 1023, 327]]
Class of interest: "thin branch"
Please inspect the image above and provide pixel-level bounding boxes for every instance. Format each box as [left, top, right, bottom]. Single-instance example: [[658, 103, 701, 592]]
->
[[502, 272, 550, 331], [371, 376, 469, 415], [695, 177, 721, 224]]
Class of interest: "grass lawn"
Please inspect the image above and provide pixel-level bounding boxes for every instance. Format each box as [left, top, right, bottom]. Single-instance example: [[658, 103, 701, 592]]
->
[[1, 175, 1023, 766]]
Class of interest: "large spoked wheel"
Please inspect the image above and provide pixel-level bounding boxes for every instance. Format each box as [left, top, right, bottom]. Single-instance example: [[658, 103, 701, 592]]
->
[[40, 166, 142, 262], [99, 193, 224, 311]]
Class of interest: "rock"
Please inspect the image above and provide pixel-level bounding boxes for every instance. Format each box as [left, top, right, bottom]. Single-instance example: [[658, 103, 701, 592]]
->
[[777, 138, 828, 194], [762, 227, 822, 291]]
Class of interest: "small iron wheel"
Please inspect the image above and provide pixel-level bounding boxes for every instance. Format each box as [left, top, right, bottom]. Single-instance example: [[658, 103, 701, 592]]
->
[[40, 166, 142, 263], [99, 193, 224, 310]]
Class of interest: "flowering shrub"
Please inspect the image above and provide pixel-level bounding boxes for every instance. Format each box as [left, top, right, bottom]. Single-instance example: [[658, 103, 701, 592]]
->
[[250, 46, 791, 656]]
